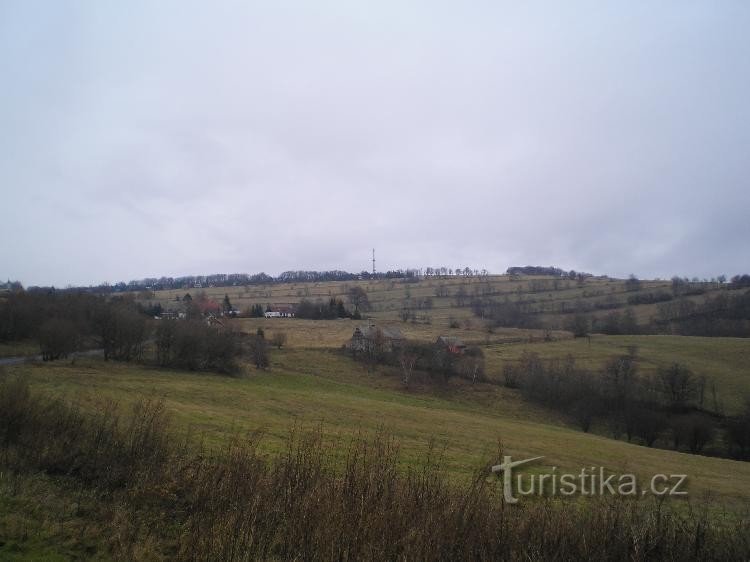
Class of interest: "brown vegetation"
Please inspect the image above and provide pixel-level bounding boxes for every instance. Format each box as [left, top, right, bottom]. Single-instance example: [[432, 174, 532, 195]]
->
[[1, 376, 748, 560]]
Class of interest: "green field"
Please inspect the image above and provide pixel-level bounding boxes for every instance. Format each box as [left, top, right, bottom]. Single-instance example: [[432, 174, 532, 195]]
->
[[485, 334, 750, 414], [3, 275, 750, 559], [4, 275, 749, 506], [6, 346, 750, 510]]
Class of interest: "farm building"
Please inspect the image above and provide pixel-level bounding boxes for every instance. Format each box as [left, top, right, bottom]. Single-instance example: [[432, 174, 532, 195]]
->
[[436, 336, 467, 355], [206, 316, 225, 327], [197, 298, 222, 315], [349, 324, 404, 353], [157, 310, 180, 320], [265, 305, 296, 318]]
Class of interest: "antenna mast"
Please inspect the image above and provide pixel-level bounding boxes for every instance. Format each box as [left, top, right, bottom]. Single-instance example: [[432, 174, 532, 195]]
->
[[372, 248, 376, 275]]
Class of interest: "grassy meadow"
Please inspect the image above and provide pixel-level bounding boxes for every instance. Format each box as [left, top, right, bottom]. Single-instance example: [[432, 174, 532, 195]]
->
[[2, 274, 750, 558], [5, 345, 750, 509], [484, 334, 750, 415], [4, 274, 750, 491]]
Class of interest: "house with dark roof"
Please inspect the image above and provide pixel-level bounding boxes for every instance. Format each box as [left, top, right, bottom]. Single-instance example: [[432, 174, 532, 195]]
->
[[436, 335, 467, 355], [349, 324, 404, 353]]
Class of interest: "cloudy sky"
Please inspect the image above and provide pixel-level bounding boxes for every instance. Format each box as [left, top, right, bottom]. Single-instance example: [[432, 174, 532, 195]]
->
[[1, 1, 749, 287]]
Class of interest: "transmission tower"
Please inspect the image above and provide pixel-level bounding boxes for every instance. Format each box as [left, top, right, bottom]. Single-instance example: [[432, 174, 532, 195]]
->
[[372, 248, 376, 275]]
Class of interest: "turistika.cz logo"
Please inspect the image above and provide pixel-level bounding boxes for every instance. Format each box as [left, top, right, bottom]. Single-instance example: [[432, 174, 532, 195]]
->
[[490, 456, 688, 504]]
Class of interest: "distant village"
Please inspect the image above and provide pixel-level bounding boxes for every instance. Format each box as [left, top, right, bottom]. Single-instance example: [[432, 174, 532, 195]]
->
[[154, 293, 469, 361], [155, 293, 297, 322]]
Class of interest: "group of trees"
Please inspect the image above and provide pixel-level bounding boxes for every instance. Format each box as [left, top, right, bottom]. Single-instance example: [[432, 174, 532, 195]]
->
[[400, 296, 434, 323], [20, 266, 496, 296], [38, 318, 80, 361], [655, 290, 750, 337], [590, 309, 639, 336], [295, 298, 354, 320], [466, 276, 750, 338], [92, 303, 149, 361], [247, 304, 265, 317], [565, 288, 750, 338], [1, 290, 97, 343], [505, 266, 593, 279], [472, 299, 543, 329], [347, 286, 370, 314], [155, 320, 243, 373], [0, 290, 154, 361], [626, 290, 673, 305], [289, 287, 371, 320], [501, 350, 749, 459], [0, 288, 273, 375], [349, 335, 485, 387]]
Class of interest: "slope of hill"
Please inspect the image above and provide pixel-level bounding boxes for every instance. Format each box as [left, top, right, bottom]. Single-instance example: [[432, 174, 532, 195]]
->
[[6, 352, 750, 509]]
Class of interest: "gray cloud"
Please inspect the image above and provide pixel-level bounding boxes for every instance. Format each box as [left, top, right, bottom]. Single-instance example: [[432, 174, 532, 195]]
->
[[1, 1, 749, 286]]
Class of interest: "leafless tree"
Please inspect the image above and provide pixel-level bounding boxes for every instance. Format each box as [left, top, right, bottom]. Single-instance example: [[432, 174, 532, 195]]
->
[[348, 286, 370, 313], [454, 286, 468, 307], [38, 318, 79, 361], [434, 284, 450, 298], [270, 332, 287, 349], [658, 363, 697, 411], [398, 350, 418, 388], [459, 346, 485, 384], [248, 335, 270, 369]]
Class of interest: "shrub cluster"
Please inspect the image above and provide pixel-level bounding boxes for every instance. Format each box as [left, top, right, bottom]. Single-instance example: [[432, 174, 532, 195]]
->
[[295, 298, 354, 320], [502, 351, 750, 459], [155, 319, 243, 373], [350, 337, 486, 385], [0, 290, 151, 360]]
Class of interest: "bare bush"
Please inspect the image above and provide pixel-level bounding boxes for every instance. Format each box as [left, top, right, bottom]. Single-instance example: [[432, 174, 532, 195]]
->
[[271, 332, 287, 349], [38, 317, 80, 360]]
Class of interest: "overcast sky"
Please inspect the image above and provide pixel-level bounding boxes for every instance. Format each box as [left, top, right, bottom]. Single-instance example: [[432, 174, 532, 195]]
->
[[1, 1, 749, 287]]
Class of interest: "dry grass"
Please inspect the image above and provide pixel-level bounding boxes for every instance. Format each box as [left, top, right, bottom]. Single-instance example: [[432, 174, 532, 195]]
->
[[137, 274, 737, 343], [2, 376, 749, 560], [233, 317, 562, 349], [6, 353, 750, 510], [0, 340, 38, 359], [141, 275, 634, 323]]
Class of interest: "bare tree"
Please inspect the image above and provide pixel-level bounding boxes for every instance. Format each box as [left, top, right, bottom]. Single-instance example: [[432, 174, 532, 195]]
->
[[38, 318, 79, 361], [686, 416, 715, 454], [434, 284, 450, 298], [454, 286, 468, 307], [459, 346, 485, 384], [625, 274, 641, 292], [270, 332, 287, 349], [398, 349, 418, 388], [634, 408, 668, 447], [658, 363, 697, 411], [93, 304, 147, 361], [502, 363, 522, 388], [155, 319, 178, 366], [348, 286, 370, 314], [248, 334, 270, 369], [726, 399, 750, 459]]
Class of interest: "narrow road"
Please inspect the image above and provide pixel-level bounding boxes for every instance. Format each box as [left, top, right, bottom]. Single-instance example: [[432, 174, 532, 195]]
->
[[0, 348, 104, 366]]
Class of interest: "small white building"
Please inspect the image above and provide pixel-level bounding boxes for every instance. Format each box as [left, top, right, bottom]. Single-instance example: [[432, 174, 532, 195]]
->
[[264, 305, 295, 318]]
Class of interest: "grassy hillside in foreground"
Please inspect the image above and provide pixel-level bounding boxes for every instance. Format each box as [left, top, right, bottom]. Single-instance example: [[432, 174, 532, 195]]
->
[[3, 378, 747, 562], [6, 351, 750, 510]]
